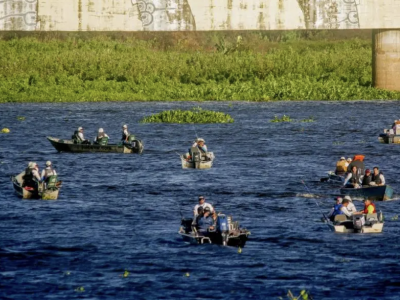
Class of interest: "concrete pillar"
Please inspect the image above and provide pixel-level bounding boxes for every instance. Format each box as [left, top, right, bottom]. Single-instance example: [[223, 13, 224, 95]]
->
[[373, 29, 400, 91]]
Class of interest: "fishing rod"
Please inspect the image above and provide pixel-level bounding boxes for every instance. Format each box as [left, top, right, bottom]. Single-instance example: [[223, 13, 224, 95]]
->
[[301, 180, 331, 225]]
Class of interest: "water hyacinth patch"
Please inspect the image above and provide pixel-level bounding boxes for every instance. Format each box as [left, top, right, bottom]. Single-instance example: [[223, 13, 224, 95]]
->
[[270, 115, 293, 123], [140, 107, 234, 124]]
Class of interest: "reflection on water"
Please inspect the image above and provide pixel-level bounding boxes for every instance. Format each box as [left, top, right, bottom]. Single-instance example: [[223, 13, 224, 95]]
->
[[1, 101, 400, 299]]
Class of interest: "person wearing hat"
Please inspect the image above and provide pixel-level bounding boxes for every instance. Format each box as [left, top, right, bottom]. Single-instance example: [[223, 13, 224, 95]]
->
[[193, 196, 214, 217], [343, 195, 357, 212], [335, 157, 348, 175], [94, 128, 109, 145], [327, 196, 344, 221], [72, 127, 90, 144], [196, 206, 215, 234], [41, 161, 57, 183], [121, 124, 135, 145], [361, 199, 376, 214], [362, 169, 372, 186], [22, 162, 41, 188]]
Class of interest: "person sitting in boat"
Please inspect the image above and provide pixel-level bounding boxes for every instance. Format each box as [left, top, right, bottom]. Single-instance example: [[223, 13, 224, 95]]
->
[[196, 207, 215, 234], [361, 199, 376, 214], [343, 195, 357, 213], [22, 162, 41, 188], [193, 195, 214, 217], [72, 127, 90, 144], [343, 166, 363, 188], [347, 155, 365, 176], [335, 157, 348, 175], [362, 169, 372, 186], [369, 167, 386, 186], [94, 128, 109, 145], [41, 161, 57, 183], [327, 197, 343, 222]]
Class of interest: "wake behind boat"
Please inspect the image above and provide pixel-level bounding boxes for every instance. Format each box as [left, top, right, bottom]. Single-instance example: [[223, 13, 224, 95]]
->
[[47, 137, 144, 154]]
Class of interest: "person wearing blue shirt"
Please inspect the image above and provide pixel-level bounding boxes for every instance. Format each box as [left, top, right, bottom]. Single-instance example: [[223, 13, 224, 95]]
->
[[196, 207, 215, 234]]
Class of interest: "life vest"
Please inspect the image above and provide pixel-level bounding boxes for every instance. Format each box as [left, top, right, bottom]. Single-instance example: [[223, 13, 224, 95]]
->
[[363, 203, 376, 214], [332, 204, 343, 217], [122, 131, 129, 141], [350, 171, 361, 184], [44, 168, 55, 180], [72, 131, 83, 143], [353, 154, 365, 161], [362, 174, 372, 186], [336, 160, 347, 173], [372, 172, 382, 185], [22, 167, 34, 187], [97, 132, 106, 139]]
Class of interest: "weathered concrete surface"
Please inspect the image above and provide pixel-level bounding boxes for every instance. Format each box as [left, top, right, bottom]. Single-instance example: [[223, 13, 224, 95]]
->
[[373, 29, 400, 91], [2, 0, 400, 31]]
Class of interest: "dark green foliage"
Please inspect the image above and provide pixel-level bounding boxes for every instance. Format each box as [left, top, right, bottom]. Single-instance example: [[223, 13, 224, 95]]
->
[[0, 33, 399, 102], [140, 107, 234, 124]]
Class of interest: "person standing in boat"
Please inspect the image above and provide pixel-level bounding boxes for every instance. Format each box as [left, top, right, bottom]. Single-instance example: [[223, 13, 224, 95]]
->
[[335, 157, 348, 175], [94, 128, 109, 144], [370, 167, 386, 186], [41, 161, 57, 183], [196, 207, 215, 234], [72, 127, 90, 144], [193, 196, 214, 217], [121, 124, 135, 145], [343, 166, 363, 188], [362, 169, 373, 186]]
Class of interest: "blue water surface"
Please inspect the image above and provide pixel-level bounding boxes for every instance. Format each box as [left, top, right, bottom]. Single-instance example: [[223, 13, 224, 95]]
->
[[1, 101, 400, 300]]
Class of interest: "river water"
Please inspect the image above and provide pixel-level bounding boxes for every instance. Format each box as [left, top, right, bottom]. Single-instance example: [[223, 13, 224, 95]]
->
[[1, 101, 400, 299]]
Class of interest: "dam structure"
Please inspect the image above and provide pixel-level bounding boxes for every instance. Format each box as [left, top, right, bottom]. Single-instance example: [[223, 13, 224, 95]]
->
[[1, 0, 400, 91]]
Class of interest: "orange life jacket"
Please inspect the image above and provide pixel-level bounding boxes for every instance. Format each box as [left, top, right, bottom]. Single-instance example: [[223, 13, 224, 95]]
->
[[353, 154, 365, 162]]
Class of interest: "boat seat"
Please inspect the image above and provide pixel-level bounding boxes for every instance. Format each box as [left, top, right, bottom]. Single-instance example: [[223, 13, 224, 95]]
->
[[366, 213, 378, 224], [334, 215, 348, 222]]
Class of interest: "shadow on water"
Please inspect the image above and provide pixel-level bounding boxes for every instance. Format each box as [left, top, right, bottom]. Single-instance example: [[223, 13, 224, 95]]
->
[[1, 101, 400, 299]]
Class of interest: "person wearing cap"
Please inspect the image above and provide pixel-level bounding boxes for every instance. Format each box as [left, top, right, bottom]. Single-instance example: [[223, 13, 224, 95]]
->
[[72, 127, 90, 144], [196, 207, 215, 234], [343, 166, 363, 188], [22, 162, 41, 188], [193, 196, 214, 217], [94, 128, 109, 145], [335, 157, 348, 175], [370, 167, 386, 186], [41, 161, 57, 183], [343, 195, 357, 213], [121, 124, 135, 145], [327, 197, 344, 221], [362, 169, 372, 186], [361, 199, 376, 214]]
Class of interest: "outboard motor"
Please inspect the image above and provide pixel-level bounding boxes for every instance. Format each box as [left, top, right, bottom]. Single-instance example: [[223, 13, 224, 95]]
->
[[217, 214, 229, 246], [353, 215, 365, 233], [190, 147, 201, 168]]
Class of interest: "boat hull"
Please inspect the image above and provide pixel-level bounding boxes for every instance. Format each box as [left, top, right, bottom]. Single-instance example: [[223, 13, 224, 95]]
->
[[329, 222, 384, 233], [180, 152, 214, 169], [47, 137, 144, 154], [340, 185, 393, 201], [178, 229, 249, 247], [11, 174, 60, 200], [379, 133, 400, 144], [320, 171, 344, 183]]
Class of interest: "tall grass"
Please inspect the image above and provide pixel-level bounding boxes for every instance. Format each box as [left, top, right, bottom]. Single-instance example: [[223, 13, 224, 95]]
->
[[0, 32, 399, 102]]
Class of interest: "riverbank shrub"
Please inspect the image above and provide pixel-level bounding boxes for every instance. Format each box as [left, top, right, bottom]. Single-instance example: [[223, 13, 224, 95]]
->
[[1, 32, 400, 102], [140, 107, 234, 124]]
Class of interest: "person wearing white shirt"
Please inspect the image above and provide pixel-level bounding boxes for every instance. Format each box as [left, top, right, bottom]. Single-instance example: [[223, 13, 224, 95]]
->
[[343, 195, 357, 213], [370, 167, 386, 186], [193, 195, 214, 217], [41, 161, 57, 182]]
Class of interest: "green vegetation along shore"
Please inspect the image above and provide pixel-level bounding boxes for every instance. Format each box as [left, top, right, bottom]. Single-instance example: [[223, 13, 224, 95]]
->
[[0, 31, 399, 102]]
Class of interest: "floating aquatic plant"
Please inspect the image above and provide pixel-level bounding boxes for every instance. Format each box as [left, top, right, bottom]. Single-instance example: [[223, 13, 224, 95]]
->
[[332, 141, 344, 145], [1, 128, 10, 133], [391, 215, 398, 221], [17, 116, 25, 121], [280, 289, 311, 300], [270, 115, 293, 123], [300, 116, 315, 123], [74, 287, 85, 292], [140, 107, 234, 124]]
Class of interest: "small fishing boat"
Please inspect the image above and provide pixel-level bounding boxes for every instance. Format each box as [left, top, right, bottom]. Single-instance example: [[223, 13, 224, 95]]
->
[[179, 214, 250, 247], [326, 213, 384, 233], [378, 133, 400, 144], [180, 146, 214, 169], [11, 172, 61, 200], [340, 185, 393, 201], [320, 171, 345, 183], [47, 136, 144, 154]]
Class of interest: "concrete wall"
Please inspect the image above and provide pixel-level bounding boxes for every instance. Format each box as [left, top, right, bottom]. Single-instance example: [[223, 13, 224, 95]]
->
[[1, 0, 400, 31]]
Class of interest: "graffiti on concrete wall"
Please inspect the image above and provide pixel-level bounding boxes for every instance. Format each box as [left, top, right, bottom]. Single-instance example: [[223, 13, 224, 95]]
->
[[0, 0, 36, 30], [131, 0, 196, 30]]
